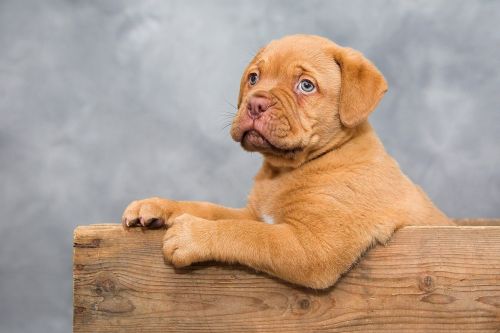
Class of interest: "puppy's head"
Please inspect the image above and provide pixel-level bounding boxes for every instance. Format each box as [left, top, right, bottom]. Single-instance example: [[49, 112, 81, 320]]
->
[[230, 35, 388, 167]]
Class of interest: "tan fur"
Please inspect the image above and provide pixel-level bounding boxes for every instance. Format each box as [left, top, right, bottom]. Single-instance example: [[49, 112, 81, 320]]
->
[[122, 35, 453, 289]]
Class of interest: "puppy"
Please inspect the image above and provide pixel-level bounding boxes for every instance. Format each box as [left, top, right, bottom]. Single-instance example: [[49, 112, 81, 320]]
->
[[122, 35, 453, 289]]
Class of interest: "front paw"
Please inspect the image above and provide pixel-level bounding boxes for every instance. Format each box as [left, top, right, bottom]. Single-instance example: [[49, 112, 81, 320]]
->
[[162, 214, 208, 267], [122, 197, 178, 229]]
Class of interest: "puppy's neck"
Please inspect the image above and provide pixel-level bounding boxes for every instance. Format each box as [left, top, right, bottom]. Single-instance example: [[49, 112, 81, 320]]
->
[[260, 122, 385, 175], [306, 125, 358, 162]]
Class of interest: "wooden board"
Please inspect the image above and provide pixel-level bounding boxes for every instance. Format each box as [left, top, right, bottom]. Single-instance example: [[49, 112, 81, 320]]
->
[[455, 218, 500, 226], [74, 222, 500, 332]]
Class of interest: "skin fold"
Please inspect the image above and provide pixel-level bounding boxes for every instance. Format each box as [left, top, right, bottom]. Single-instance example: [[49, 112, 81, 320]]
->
[[122, 34, 453, 289]]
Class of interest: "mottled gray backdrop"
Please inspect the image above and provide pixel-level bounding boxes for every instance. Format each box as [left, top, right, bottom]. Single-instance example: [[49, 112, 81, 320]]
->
[[0, 0, 499, 331]]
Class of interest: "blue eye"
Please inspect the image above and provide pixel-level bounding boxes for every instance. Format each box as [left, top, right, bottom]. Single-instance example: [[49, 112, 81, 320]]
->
[[248, 73, 259, 86], [299, 79, 315, 93]]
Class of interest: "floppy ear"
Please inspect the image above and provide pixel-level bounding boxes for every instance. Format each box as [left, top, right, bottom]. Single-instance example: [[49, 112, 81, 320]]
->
[[333, 47, 388, 128]]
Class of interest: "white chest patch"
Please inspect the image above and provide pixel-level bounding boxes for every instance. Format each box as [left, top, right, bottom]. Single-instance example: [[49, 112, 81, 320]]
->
[[262, 214, 275, 225]]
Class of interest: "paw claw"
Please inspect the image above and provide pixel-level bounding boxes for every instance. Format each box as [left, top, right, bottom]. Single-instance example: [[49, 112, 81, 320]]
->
[[124, 218, 140, 227], [121, 198, 172, 230], [142, 217, 165, 229]]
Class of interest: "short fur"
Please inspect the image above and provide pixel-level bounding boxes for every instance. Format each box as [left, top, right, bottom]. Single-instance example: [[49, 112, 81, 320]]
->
[[122, 35, 452, 289]]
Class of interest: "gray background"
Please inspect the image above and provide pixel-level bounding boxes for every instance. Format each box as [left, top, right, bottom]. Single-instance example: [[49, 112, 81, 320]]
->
[[1, 0, 499, 331]]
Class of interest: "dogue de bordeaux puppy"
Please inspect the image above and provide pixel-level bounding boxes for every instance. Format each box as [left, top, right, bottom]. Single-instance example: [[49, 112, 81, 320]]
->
[[122, 34, 453, 289]]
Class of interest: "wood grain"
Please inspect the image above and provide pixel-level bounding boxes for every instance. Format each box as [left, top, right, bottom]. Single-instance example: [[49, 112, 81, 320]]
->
[[455, 218, 500, 226], [74, 221, 500, 332]]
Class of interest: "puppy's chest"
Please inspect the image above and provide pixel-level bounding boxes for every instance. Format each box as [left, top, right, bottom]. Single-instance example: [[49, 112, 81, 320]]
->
[[250, 178, 285, 225]]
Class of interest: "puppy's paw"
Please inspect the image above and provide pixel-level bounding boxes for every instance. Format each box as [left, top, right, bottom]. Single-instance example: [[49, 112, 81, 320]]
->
[[122, 197, 177, 229], [162, 214, 209, 267]]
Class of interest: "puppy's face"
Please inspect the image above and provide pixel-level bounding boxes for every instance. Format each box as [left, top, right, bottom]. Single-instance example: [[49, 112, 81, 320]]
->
[[230, 35, 388, 167]]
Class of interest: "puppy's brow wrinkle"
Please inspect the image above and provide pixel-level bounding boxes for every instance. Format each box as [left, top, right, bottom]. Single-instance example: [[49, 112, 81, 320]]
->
[[256, 59, 266, 69], [296, 64, 316, 76]]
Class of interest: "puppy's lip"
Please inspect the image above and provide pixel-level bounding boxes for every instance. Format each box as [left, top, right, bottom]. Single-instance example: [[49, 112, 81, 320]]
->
[[242, 129, 303, 155], [242, 130, 271, 150]]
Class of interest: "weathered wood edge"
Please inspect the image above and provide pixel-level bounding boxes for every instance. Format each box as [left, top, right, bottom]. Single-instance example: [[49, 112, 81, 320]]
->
[[454, 218, 500, 226], [75, 218, 500, 233]]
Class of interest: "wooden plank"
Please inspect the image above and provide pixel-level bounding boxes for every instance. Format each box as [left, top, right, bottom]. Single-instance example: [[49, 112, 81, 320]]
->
[[73, 223, 500, 333], [455, 218, 500, 226]]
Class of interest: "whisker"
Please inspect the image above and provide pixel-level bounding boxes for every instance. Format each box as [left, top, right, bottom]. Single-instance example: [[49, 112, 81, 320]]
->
[[224, 99, 238, 110], [220, 121, 233, 131], [219, 112, 236, 120]]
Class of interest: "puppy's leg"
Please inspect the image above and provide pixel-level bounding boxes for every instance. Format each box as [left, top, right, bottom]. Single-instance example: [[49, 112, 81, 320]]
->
[[122, 197, 252, 228], [162, 214, 392, 289]]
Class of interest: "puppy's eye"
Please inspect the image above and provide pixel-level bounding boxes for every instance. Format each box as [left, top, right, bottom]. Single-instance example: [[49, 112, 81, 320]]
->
[[248, 73, 259, 86], [298, 79, 315, 93]]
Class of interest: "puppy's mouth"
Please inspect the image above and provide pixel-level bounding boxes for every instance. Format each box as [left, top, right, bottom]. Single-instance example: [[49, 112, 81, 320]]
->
[[241, 130, 303, 156], [242, 130, 271, 150]]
